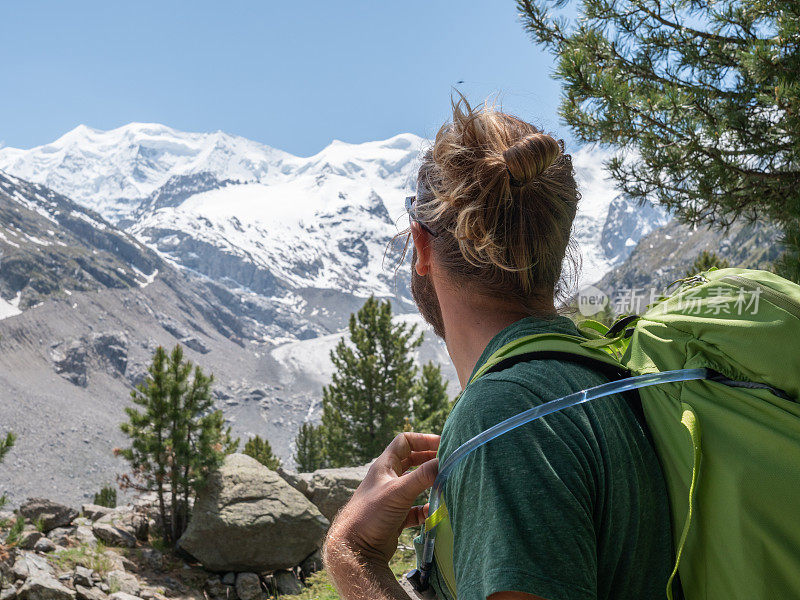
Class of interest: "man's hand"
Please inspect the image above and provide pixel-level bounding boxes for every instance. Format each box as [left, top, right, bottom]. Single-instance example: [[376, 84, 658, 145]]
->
[[324, 432, 440, 599]]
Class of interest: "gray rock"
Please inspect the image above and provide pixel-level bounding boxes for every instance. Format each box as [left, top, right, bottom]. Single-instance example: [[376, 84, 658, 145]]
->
[[108, 594, 140, 600], [308, 464, 370, 521], [221, 574, 235, 586], [18, 499, 78, 532], [91, 332, 128, 375], [276, 468, 312, 497], [80, 506, 112, 522], [0, 586, 17, 600], [74, 586, 106, 600], [33, 538, 56, 553], [233, 574, 261, 600], [47, 528, 74, 546], [178, 454, 329, 572], [105, 572, 139, 597], [18, 531, 44, 550], [12, 553, 54, 580], [299, 549, 323, 577], [52, 341, 89, 387], [91, 524, 134, 548], [180, 336, 209, 354], [273, 571, 302, 596], [72, 518, 92, 527], [73, 526, 97, 548], [203, 578, 235, 600], [91, 510, 145, 548], [18, 575, 75, 600], [73, 567, 93, 588]]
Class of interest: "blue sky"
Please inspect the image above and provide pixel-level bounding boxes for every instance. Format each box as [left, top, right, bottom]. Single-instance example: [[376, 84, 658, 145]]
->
[[0, 1, 569, 156]]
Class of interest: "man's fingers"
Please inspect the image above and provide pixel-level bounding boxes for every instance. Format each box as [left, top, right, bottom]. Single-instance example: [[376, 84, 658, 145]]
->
[[395, 457, 438, 503], [402, 504, 430, 529], [399, 450, 438, 473], [382, 433, 440, 475]]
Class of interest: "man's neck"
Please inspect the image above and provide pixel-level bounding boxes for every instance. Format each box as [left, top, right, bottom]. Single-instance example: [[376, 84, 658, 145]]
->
[[438, 287, 534, 389]]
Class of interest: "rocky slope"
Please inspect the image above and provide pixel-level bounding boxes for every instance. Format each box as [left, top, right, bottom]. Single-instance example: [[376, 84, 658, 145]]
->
[[593, 218, 782, 305]]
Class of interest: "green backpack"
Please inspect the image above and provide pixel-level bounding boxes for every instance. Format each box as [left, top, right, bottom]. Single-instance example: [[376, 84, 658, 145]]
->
[[427, 268, 800, 599]]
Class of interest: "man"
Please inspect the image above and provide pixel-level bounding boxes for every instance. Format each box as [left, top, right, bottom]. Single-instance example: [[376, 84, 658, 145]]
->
[[323, 100, 673, 600]]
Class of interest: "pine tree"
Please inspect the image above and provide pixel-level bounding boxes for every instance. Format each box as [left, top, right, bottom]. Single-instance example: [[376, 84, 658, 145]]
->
[[0, 431, 14, 510], [243, 435, 281, 471], [320, 296, 423, 467], [518, 0, 800, 280], [118, 344, 236, 546], [685, 250, 731, 278], [411, 362, 451, 435], [294, 422, 325, 472], [0, 431, 15, 463], [93, 485, 117, 508]]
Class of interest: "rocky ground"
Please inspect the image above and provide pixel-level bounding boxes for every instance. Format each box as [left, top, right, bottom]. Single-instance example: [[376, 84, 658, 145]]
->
[[0, 455, 414, 600]]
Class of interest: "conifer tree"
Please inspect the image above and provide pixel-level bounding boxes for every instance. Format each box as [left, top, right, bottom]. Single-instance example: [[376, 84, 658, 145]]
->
[[294, 422, 325, 472], [685, 250, 731, 277], [0, 431, 15, 463], [411, 362, 452, 435], [320, 296, 423, 467], [243, 435, 281, 471], [518, 0, 800, 280], [118, 344, 236, 545]]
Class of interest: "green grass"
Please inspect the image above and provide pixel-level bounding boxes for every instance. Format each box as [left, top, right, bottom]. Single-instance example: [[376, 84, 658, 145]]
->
[[282, 530, 418, 600], [34, 517, 46, 533], [51, 541, 112, 575]]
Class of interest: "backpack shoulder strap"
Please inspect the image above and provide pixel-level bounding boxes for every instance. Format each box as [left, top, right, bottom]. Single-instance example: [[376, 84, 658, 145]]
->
[[470, 332, 628, 384], [469, 331, 649, 433]]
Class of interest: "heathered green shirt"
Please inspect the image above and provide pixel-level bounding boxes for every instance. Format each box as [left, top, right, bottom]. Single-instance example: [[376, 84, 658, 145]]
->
[[423, 315, 673, 600]]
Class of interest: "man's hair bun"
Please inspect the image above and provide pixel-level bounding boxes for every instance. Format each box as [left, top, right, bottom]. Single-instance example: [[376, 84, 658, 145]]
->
[[413, 96, 580, 307], [503, 133, 562, 187]]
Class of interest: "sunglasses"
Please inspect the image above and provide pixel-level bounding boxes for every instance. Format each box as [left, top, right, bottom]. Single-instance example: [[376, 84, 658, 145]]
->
[[405, 195, 439, 237]]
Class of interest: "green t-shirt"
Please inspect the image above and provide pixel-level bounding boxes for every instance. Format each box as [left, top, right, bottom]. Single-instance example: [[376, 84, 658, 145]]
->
[[422, 315, 673, 600]]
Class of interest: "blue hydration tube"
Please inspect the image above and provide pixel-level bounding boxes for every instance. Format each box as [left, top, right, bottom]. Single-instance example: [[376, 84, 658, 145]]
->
[[410, 367, 710, 591]]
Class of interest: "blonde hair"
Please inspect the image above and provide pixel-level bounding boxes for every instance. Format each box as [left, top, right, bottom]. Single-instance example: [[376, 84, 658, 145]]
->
[[413, 97, 580, 310]]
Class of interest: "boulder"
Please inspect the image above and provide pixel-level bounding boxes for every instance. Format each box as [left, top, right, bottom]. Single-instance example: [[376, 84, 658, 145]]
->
[[18, 499, 78, 532], [299, 550, 323, 578], [73, 526, 97, 548], [308, 464, 370, 521], [72, 567, 92, 588], [46, 528, 74, 546], [273, 571, 302, 596], [51, 342, 89, 387], [91, 509, 145, 548], [18, 576, 75, 600], [17, 532, 44, 551], [0, 586, 17, 600], [178, 454, 329, 572], [33, 538, 56, 553], [203, 578, 235, 600], [74, 587, 106, 600], [81, 506, 113, 522], [106, 572, 139, 597], [108, 594, 140, 600], [233, 574, 260, 600], [12, 553, 54, 581], [276, 468, 312, 497]]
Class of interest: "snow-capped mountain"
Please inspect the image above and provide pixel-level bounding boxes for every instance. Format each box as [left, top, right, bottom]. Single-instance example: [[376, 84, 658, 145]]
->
[[0, 123, 290, 222], [0, 123, 668, 331]]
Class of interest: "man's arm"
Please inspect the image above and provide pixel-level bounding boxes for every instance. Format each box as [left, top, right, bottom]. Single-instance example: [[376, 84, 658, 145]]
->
[[323, 432, 439, 600]]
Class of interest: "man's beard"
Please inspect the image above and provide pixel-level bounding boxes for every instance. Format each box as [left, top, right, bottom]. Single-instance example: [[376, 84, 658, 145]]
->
[[411, 248, 446, 339]]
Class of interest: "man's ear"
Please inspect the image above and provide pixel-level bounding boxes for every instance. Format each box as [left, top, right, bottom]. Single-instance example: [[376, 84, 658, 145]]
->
[[410, 222, 432, 276]]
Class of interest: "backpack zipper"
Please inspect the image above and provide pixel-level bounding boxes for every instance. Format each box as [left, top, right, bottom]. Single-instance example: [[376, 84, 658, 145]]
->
[[719, 275, 800, 321]]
